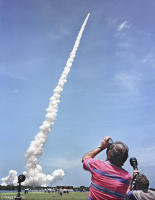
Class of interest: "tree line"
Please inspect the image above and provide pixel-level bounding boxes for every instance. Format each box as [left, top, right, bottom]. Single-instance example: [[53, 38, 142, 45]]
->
[[0, 185, 89, 191]]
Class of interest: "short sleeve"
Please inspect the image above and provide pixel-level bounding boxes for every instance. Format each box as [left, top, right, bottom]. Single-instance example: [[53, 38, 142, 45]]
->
[[83, 158, 98, 172], [83, 158, 91, 171]]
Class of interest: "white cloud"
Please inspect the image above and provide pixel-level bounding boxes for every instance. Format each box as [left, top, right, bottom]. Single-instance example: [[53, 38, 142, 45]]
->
[[115, 71, 142, 95], [106, 18, 130, 32], [117, 21, 130, 31]]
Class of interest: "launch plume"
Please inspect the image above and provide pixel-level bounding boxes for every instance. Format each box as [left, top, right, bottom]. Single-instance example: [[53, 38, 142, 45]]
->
[[1, 170, 18, 186], [1, 13, 90, 186]]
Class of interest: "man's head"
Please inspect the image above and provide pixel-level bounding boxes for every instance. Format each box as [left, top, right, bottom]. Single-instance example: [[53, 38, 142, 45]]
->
[[107, 141, 129, 167], [135, 174, 149, 191]]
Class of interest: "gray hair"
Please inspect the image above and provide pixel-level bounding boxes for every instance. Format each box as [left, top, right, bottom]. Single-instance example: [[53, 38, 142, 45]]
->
[[108, 141, 129, 167]]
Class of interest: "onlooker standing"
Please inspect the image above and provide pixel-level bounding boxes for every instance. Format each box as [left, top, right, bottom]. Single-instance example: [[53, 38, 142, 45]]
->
[[82, 136, 131, 200], [126, 173, 155, 200]]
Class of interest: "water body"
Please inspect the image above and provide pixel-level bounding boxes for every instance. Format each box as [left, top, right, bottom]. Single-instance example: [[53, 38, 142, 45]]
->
[[0, 190, 17, 193]]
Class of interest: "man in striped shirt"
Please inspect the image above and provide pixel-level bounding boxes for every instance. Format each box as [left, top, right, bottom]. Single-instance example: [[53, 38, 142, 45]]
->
[[82, 136, 131, 200]]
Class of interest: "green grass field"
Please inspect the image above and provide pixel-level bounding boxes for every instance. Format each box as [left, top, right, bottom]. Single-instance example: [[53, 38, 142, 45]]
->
[[0, 192, 89, 200]]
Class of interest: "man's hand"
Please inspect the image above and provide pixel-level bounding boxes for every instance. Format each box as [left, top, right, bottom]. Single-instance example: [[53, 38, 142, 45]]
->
[[126, 169, 139, 194], [133, 169, 139, 179], [82, 136, 111, 163], [100, 136, 111, 149]]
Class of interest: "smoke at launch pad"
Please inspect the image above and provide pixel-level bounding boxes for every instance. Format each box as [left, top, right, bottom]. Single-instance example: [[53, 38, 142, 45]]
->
[[1, 13, 90, 186]]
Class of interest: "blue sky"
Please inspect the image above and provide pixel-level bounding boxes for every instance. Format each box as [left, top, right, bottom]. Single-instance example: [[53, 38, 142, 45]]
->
[[0, 0, 155, 187]]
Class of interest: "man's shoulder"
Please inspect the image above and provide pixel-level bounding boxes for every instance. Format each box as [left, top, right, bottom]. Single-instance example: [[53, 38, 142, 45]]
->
[[83, 158, 100, 170], [83, 158, 106, 168], [85, 158, 106, 165], [133, 189, 155, 199]]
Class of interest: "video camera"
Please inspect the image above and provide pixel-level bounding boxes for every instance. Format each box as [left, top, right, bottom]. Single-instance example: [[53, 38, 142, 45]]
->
[[129, 157, 139, 190], [130, 157, 138, 170]]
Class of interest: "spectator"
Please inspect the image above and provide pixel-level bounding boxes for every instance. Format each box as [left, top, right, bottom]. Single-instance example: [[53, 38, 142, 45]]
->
[[126, 173, 155, 200], [58, 188, 63, 197], [82, 136, 131, 200]]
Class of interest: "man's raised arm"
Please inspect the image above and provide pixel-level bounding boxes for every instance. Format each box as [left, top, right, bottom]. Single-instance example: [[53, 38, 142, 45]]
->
[[82, 136, 110, 162]]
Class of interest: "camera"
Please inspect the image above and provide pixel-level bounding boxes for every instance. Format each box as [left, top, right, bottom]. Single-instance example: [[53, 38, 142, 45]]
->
[[106, 138, 113, 150], [129, 157, 139, 190], [106, 138, 114, 155]]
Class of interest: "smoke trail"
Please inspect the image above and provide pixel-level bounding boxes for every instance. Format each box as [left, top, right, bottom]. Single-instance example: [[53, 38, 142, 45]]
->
[[1, 13, 90, 187], [24, 13, 90, 186]]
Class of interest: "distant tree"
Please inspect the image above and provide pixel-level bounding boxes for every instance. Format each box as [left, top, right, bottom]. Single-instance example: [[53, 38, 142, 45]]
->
[[79, 186, 89, 192]]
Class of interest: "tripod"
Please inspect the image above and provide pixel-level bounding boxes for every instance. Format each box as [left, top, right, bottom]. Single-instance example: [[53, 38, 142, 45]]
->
[[14, 175, 26, 200]]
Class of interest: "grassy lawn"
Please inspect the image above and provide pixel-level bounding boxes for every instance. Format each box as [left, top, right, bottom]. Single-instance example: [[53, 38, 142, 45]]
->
[[0, 192, 89, 200]]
